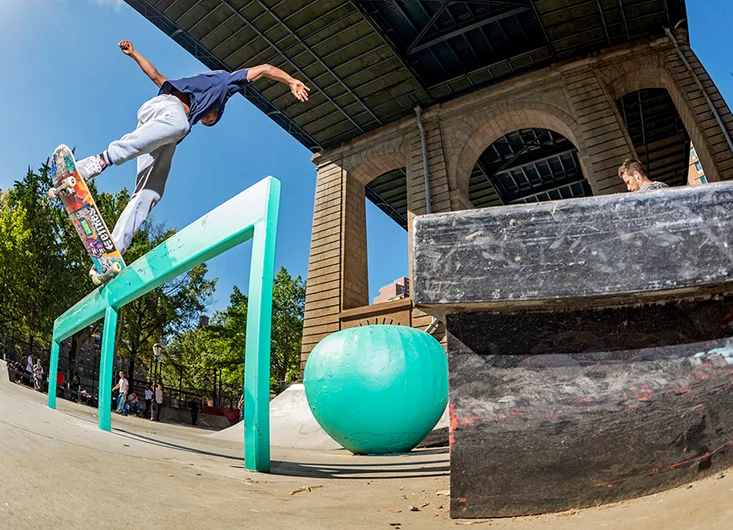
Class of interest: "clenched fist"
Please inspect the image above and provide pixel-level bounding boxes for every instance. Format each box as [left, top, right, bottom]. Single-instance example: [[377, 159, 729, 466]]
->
[[118, 40, 135, 56]]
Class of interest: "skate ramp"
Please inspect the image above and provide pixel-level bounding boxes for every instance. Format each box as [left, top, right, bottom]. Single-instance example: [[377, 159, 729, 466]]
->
[[419, 403, 449, 448], [211, 383, 450, 450], [211, 384, 342, 450]]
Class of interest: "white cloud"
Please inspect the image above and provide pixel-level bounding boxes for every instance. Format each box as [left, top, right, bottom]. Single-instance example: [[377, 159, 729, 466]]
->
[[0, 0, 122, 35], [90, 0, 124, 9]]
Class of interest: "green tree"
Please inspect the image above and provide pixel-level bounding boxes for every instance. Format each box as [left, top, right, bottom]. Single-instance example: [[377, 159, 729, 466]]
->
[[0, 189, 32, 329], [2, 156, 305, 406], [270, 267, 306, 392], [115, 218, 217, 384], [165, 267, 306, 400], [0, 157, 218, 389], [168, 285, 248, 402]]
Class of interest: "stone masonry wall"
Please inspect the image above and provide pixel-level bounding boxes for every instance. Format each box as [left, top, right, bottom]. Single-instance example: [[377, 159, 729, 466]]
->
[[300, 30, 733, 368]]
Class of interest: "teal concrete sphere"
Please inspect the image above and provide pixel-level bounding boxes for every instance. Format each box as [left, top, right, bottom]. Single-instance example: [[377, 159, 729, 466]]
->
[[304, 325, 448, 455]]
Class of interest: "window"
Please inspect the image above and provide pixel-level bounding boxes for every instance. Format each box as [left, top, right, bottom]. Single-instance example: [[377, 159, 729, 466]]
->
[[690, 146, 697, 160], [695, 161, 703, 174], [699, 175, 708, 184]]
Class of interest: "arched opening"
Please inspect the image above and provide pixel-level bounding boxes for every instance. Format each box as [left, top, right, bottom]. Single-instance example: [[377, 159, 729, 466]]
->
[[365, 168, 408, 231], [365, 168, 409, 306], [468, 128, 591, 208], [616, 88, 704, 186]]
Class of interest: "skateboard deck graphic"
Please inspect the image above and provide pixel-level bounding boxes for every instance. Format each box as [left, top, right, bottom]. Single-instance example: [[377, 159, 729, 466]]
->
[[50, 144, 125, 285]]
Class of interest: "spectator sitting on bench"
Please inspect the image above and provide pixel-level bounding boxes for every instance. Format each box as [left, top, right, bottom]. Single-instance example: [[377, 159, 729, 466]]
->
[[33, 359, 44, 392], [127, 392, 141, 416]]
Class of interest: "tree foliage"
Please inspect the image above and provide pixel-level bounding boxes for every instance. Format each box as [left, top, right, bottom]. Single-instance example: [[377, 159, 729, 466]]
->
[[1, 158, 308, 405]]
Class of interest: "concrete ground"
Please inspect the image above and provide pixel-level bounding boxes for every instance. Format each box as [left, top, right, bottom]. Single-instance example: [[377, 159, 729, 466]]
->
[[1, 363, 733, 529]]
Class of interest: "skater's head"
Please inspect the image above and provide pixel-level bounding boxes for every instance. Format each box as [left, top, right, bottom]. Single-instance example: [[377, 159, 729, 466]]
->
[[119, 371, 125, 379], [618, 159, 651, 192], [200, 107, 221, 127]]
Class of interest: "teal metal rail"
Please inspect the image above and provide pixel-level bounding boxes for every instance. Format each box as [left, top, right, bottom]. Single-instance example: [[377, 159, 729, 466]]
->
[[47, 176, 280, 472]]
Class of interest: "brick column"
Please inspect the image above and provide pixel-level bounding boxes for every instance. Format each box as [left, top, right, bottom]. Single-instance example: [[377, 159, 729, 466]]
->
[[341, 173, 369, 310], [301, 160, 343, 370], [301, 157, 370, 371]]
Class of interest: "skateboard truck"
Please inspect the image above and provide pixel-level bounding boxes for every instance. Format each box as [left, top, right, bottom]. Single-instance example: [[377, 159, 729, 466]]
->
[[89, 262, 123, 286], [48, 176, 77, 199]]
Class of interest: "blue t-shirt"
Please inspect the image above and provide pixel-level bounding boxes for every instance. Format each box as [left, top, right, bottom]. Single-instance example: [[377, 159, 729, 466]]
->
[[159, 69, 250, 128]]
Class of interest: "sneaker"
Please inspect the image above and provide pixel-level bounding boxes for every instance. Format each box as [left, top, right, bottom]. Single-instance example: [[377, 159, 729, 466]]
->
[[76, 155, 107, 181]]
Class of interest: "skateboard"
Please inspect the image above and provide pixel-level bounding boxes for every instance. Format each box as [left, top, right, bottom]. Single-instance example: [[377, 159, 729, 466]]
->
[[49, 144, 125, 285]]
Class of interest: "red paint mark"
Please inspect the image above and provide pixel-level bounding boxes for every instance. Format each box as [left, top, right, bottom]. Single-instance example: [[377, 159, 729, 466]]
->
[[674, 388, 691, 395], [544, 413, 554, 419], [651, 467, 659, 474], [665, 440, 733, 470], [667, 426, 672, 430], [690, 404, 705, 413], [449, 404, 457, 449], [595, 482, 613, 488], [459, 498, 466, 503], [449, 404, 480, 449], [628, 404, 639, 409], [576, 397, 594, 404], [632, 385, 653, 402]]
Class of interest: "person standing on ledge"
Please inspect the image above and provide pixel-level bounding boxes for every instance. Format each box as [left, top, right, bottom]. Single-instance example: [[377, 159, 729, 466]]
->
[[73, 40, 310, 270], [618, 158, 669, 192]]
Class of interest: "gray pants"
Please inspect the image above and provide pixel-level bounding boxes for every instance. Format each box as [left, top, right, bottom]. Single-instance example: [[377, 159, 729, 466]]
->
[[104, 94, 190, 254]]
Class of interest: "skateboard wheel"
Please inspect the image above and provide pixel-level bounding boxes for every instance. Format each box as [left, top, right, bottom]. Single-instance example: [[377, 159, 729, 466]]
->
[[111, 262, 122, 274], [48, 188, 58, 200], [66, 177, 76, 188], [90, 271, 102, 286]]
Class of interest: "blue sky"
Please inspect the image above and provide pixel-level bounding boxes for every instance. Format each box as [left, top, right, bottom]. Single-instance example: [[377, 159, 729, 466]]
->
[[0, 0, 408, 312], [0, 1, 730, 312]]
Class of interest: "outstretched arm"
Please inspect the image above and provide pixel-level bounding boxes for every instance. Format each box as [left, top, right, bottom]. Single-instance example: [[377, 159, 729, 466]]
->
[[119, 40, 168, 88], [245, 64, 310, 102]]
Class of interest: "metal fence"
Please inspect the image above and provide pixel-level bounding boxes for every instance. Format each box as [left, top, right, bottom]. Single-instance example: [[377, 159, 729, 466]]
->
[[2, 324, 289, 417], [1, 326, 241, 412], [0, 329, 49, 368]]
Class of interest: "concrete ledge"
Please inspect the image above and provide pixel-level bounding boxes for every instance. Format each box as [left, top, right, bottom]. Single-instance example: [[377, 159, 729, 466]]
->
[[413, 182, 733, 313], [413, 185, 733, 518]]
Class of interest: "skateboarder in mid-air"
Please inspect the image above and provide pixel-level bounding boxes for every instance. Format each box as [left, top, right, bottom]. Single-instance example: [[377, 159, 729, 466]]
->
[[76, 40, 310, 257]]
